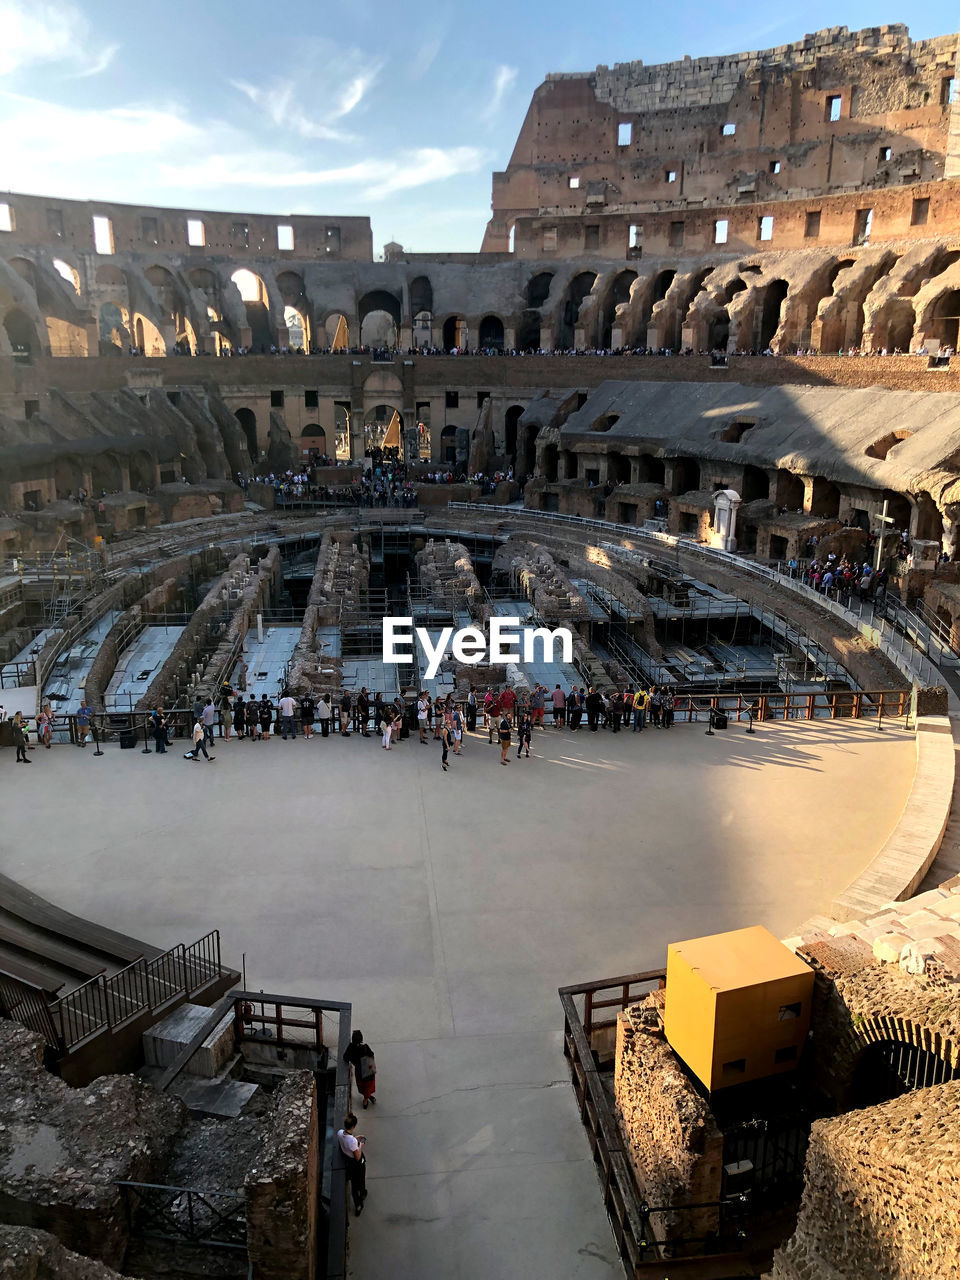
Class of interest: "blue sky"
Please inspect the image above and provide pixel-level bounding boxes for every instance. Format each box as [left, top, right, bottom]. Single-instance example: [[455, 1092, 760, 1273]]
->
[[1, 1, 957, 253]]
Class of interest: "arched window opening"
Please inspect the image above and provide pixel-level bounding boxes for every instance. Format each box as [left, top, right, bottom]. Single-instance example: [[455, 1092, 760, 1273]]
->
[[557, 271, 597, 348], [526, 272, 554, 308], [52, 259, 81, 294], [504, 405, 524, 460], [413, 310, 432, 347], [360, 310, 397, 349], [609, 453, 631, 484], [409, 276, 433, 317], [672, 457, 701, 495], [541, 443, 559, 483], [363, 405, 403, 456], [3, 308, 39, 362], [325, 313, 349, 351], [235, 407, 258, 462], [442, 315, 468, 352], [440, 424, 458, 464], [653, 269, 676, 303], [637, 454, 665, 485], [232, 269, 267, 304], [478, 315, 504, 351], [741, 464, 769, 503], [758, 280, 789, 349], [932, 289, 960, 351], [98, 302, 129, 351], [284, 306, 309, 351], [516, 311, 541, 352]]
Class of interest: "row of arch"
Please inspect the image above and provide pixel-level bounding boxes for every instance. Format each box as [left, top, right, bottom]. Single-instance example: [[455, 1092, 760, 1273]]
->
[[3, 244, 960, 360]]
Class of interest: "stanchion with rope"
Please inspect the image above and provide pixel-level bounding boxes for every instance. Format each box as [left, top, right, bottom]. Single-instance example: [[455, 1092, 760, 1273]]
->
[[92, 720, 104, 757], [704, 701, 714, 736], [141, 716, 152, 754]]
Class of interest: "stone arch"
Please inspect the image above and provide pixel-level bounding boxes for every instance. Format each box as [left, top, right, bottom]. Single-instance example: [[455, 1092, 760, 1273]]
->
[[323, 312, 350, 351], [478, 314, 505, 351], [516, 311, 541, 351], [231, 268, 272, 350], [541, 442, 559, 483], [929, 288, 960, 351], [440, 424, 458, 464], [277, 270, 310, 350], [358, 289, 401, 327], [637, 454, 665, 485], [557, 271, 597, 348], [52, 259, 81, 295], [129, 451, 156, 493], [601, 269, 637, 347], [301, 424, 328, 454], [672, 456, 700, 495], [133, 313, 164, 356], [504, 404, 524, 460], [7, 257, 37, 288], [90, 451, 124, 494], [442, 314, 468, 351], [741, 464, 769, 503], [409, 276, 433, 317], [3, 307, 42, 360], [98, 301, 130, 350], [525, 272, 553, 308], [235, 407, 258, 462], [758, 279, 789, 350], [363, 404, 403, 455]]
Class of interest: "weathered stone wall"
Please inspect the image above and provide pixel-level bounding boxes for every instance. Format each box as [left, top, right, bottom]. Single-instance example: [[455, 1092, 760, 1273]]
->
[[415, 539, 484, 615], [286, 530, 368, 694], [244, 1072, 318, 1280], [0, 1226, 131, 1279], [198, 546, 282, 693], [0, 1022, 183, 1268], [614, 1000, 724, 1244], [767, 1080, 960, 1280]]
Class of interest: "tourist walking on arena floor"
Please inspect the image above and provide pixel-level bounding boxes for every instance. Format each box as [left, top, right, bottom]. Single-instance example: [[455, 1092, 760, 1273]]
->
[[76, 698, 92, 748], [498, 710, 512, 765], [441, 717, 452, 771], [452, 704, 463, 754], [340, 690, 352, 736], [662, 691, 676, 728], [279, 690, 298, 739], [531, 684, 545, 728], [609, 690, 623, 733], [344, 1029, 378, 1107], [568, 686, 583, 731], [466, 686, 478, 732], [12, 711, 30, 763], [185, 716, 215, 762], [37, 704, 52, 749], [649, 686, 662, 729], [500, 683, 516, 727], [233, 695, 246, 739], [337, 1113, 368, 1216], [632, 687, 647, 733], [517, 713, 532, 758], [417, 691, 428, 743]]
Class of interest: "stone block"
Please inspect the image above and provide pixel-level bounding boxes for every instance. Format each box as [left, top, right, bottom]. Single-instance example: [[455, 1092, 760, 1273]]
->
[[873, 932, 911, 963], [899, 936, 946, 975]]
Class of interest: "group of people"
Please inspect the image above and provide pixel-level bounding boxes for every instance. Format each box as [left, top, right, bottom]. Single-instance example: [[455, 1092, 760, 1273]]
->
[[793, 556, 889, 605], [481, 683, 677, 734]]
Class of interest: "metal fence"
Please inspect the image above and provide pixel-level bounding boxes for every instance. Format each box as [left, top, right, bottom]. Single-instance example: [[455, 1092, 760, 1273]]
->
[[53, 930, 223, 1051], [117, 1182, 246, 1251]]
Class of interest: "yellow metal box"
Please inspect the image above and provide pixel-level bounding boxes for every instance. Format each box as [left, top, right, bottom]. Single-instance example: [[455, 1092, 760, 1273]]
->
[[663, 926, 814, 1092]]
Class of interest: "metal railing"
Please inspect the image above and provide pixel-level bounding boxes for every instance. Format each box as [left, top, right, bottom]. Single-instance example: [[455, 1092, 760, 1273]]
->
[[560, 971, 756, 1275], [117, 1182, 246, 1251], [449, 504, 941, 689], [53, 930, 223, 1051]]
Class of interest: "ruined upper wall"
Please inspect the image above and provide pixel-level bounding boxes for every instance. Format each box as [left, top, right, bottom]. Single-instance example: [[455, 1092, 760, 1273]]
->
[[0, 191, 372, 262], [483, 24, 960, 255]]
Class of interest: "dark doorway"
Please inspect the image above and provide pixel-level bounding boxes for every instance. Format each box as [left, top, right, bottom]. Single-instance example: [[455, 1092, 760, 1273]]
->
[[673, 457, 701, 495], [742, 465, 769, 503], [504, 405, 524, 460], [235, 408, 258, 461]]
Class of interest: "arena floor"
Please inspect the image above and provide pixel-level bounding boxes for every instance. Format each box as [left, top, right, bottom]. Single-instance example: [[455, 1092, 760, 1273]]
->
[[3, 718, 915, 1279]]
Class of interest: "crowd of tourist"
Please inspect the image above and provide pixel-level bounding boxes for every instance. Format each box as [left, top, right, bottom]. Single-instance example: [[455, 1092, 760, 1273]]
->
[[123, 341, 955, 361]]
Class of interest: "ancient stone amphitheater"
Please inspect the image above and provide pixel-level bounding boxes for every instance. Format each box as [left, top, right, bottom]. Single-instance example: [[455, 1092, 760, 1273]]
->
[[2, 21, 960, 1280]]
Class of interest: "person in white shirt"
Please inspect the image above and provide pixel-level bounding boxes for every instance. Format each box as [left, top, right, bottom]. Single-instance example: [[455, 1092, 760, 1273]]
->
[[337, 1112, 367, 1215], [278, 691, 298, 740], [185, 719, 215, 762], [417, 692, 428, 744]]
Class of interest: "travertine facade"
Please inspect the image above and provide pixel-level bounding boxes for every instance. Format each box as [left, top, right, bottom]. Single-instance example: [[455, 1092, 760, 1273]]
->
[[483, 24, 960, 258]]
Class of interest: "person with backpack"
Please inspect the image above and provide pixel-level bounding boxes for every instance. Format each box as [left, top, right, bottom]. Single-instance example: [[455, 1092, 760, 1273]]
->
[[517, 712, 532, 759], [344, 1029, 377, 1108]]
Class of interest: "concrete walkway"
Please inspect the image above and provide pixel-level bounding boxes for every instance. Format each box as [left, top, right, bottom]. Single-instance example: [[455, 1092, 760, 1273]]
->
[[1, 719, 914, 1279]]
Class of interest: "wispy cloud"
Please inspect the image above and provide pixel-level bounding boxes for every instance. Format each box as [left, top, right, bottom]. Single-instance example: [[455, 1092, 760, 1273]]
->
[[0, 0, 118, 78], [229, 43, 382, 141], [230, 80, 348, 141], [0, 92, 488, 203], [481, 64, 517, 122]]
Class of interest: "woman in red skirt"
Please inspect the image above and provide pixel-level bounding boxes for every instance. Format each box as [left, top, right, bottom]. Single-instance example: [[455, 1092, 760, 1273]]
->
[[344, 1029, 377, 1109]]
